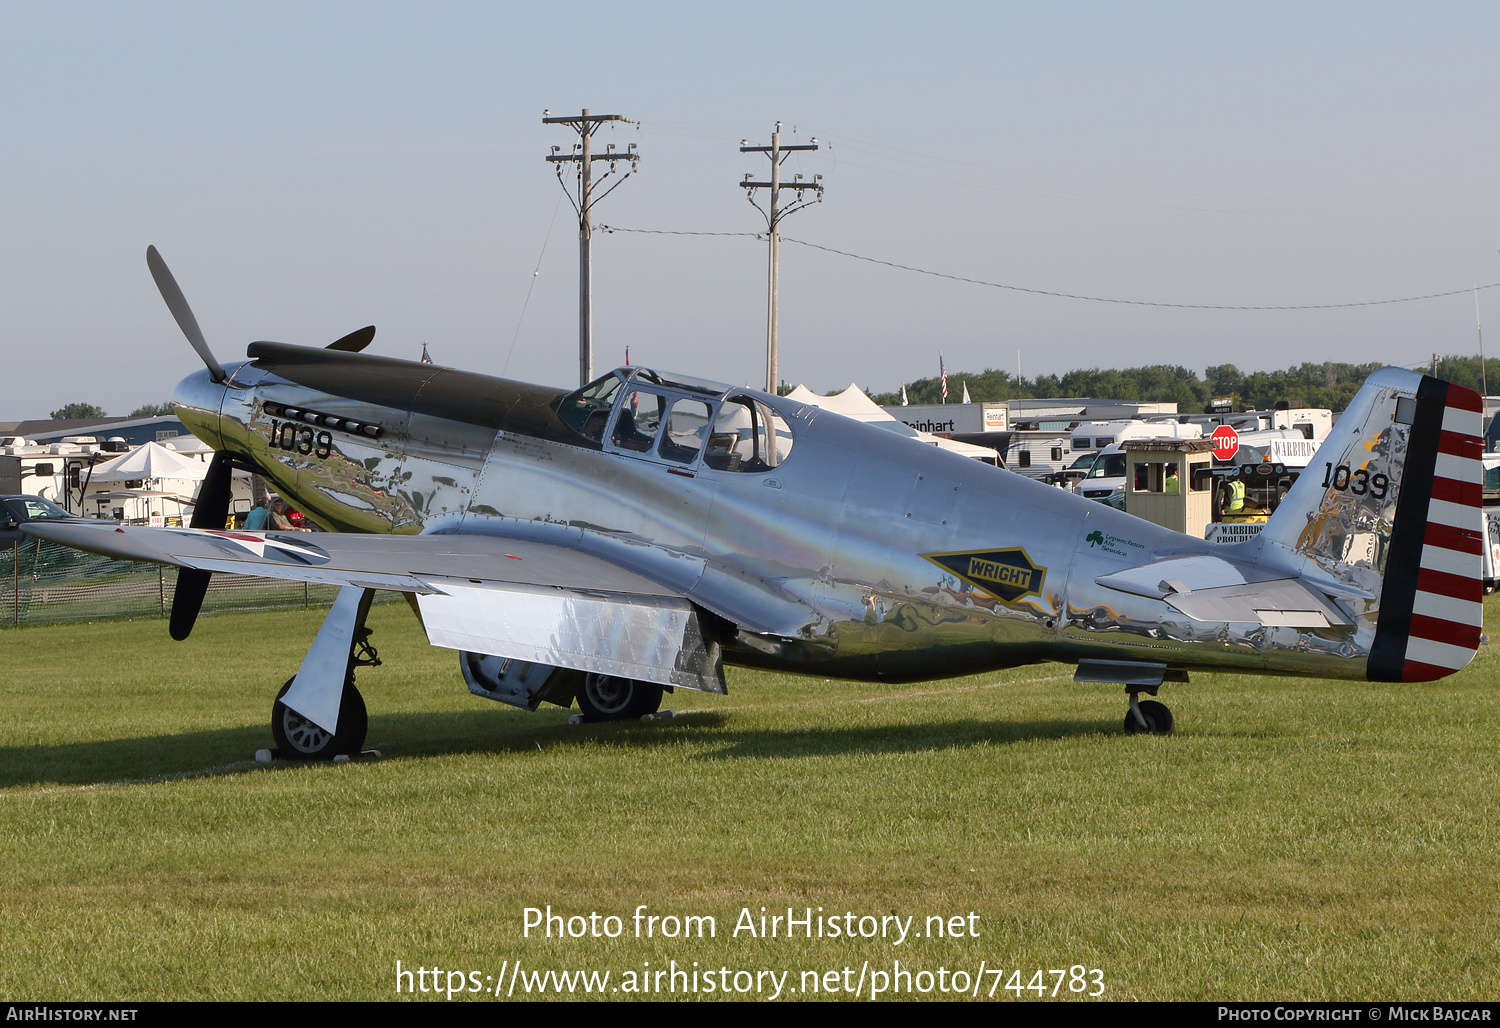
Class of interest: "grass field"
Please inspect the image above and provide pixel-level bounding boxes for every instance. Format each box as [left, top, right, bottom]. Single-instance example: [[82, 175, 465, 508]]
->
[[1, 600, 1497, 1002]]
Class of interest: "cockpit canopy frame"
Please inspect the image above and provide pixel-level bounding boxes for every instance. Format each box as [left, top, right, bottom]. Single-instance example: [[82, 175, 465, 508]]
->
[[556, 367, 796, 473]]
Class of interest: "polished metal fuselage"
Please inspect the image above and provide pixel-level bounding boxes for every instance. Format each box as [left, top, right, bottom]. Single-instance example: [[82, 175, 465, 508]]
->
[[173, 352, 1386, 684]]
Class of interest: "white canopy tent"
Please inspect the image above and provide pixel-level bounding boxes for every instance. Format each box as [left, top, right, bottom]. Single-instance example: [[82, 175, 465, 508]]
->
[[82, 441, 255, 525], [786, 383, 999, 463], [87, 441, 210, 483], [79, 442, 212, 524]]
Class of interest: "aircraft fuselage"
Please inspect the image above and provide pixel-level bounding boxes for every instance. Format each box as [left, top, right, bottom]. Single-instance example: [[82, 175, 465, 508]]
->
[[171, 346, 1414, 688]]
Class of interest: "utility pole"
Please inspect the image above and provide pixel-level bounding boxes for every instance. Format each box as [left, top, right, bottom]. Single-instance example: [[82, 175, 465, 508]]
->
[[544, 109, 639, 386], [740, 123, 822, 394], [1476, 287, 1488, 396]]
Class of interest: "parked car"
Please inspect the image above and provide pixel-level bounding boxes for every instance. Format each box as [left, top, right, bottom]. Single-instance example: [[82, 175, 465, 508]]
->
[[0, 495, 97, 547]]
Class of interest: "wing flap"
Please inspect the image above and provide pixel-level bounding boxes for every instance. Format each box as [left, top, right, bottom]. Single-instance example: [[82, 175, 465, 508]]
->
[[416, 578, 725, 693]]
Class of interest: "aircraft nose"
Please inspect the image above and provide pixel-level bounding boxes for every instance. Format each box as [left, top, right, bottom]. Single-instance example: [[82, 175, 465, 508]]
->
[[171, 366, 228, 449]]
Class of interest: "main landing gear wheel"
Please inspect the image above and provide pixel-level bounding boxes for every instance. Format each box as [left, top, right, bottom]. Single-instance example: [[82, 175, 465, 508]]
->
[[1124, 698, 1174, 736], [272, 676, 369, 759], [576, 674, 663, 721]]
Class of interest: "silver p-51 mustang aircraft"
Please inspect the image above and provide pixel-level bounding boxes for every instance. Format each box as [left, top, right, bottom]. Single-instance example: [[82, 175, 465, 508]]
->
[[27, 248, 1486, 758]]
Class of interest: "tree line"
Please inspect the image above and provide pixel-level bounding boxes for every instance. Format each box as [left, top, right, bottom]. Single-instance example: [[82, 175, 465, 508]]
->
[[867, 355, 1500, 413], [46, 402, 173, 421], [44, 354, 1500, 422]]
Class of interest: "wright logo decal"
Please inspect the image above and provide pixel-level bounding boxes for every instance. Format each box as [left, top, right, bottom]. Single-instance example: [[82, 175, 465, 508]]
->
[[923, 548, 1047, 603]]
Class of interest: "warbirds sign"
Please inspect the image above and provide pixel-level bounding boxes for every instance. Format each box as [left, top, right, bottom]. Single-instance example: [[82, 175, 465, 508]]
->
[[27, 248, 1486, 752]]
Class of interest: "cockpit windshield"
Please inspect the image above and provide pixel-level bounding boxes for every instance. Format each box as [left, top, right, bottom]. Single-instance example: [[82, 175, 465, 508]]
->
[[557, 373, 625, 443]]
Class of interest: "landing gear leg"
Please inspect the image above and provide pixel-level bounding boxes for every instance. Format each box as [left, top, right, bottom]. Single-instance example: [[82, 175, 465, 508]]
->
[[1124, 691, 1173, 736], [272, 586, 380, 759]]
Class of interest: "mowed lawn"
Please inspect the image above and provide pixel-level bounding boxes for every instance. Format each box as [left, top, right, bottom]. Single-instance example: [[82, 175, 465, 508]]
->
[[1, 599, 1497, 1001]]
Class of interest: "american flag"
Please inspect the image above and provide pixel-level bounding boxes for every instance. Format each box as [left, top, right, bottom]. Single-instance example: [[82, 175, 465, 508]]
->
[[420, 343, 433, 365], [940, 354, 948, 403]]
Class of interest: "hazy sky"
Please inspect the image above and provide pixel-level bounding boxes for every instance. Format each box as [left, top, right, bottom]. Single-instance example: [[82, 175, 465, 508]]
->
[[3, 1, 1498, 417]]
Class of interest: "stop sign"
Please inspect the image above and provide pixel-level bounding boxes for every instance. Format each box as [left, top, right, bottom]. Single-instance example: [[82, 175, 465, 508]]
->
[[1211, 425, 1240, 461]]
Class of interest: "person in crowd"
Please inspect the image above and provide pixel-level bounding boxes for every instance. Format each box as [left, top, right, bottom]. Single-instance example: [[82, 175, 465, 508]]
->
[[243, 498, 269, 530]]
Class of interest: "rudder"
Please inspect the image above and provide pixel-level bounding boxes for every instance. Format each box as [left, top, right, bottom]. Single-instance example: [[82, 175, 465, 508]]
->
[[1255, 368, 1484, 681], [1369, 376, 1484, 680]]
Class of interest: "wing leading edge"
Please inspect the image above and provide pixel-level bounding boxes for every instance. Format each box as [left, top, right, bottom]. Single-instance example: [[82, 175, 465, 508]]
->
[[23, 523, 725, 693]]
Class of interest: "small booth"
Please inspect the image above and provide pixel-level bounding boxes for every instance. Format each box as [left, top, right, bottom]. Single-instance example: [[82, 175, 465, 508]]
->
[[1121, 439, 1215, 536]]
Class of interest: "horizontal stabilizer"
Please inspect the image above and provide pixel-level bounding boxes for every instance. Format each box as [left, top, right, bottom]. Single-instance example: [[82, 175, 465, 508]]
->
[[1162, 578, 1352, 629], [1096, 553, 1292, 599]]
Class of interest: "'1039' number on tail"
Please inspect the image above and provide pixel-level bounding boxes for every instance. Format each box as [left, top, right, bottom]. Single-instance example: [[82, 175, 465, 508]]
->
[[1321, 462, 1387, 499]]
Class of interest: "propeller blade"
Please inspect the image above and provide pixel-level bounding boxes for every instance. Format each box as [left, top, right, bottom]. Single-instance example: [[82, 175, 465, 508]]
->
[[146, 245, 227, 383], [327, 325, 376, 352], [169, 570, 212, 641], [169, 452, 234, 640], [189, 452, 234, 530]]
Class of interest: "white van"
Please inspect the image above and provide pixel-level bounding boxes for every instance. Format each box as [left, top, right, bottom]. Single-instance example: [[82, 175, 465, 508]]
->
[[1073, 446, 1130, 509]]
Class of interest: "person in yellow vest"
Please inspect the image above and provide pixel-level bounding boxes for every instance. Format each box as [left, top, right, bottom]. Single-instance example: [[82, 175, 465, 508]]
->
[[1164, 464, 1179, 494], [1225, 478, 1246, 513]]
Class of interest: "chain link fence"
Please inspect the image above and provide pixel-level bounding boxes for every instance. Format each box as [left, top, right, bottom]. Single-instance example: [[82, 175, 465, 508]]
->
[[1, 539, 393, 627]]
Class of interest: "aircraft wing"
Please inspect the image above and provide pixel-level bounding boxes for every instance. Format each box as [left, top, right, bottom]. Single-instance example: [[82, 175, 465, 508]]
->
[[22, 523, 724, 692]]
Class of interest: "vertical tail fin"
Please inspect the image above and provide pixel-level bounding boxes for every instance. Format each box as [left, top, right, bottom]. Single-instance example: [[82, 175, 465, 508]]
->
[[1257, 368, 1484, 681], [1371, 376, 1485, 680]]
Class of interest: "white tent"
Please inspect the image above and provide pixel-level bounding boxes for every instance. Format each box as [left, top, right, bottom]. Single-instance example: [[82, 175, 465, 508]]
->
[[160, 434, 215, 456], [82, 441, 257, 525], [87, 441, 210, 483], [787, 383, 999, 463], [785, 383, 894, 422]]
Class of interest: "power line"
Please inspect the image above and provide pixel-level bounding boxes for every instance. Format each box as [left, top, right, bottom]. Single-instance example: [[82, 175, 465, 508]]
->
[[599, 227, 758, 237], [821, 136, 1500, 216], [782, 238, 1500, 310], [501, 188, 567, 379], [597, 223, 1500, 311]]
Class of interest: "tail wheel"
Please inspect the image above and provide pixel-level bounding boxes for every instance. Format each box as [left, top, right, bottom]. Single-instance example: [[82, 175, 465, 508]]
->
[[272, 676, 368, 759], [576, 674, 663, 721]]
